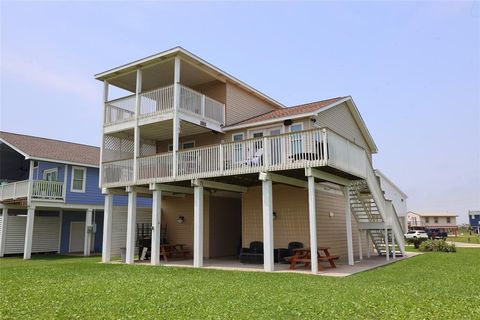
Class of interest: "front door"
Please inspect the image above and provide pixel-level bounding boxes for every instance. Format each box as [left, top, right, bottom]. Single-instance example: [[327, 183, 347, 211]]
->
[[250, 127, 283, 165], [69, 221, 85, 253]]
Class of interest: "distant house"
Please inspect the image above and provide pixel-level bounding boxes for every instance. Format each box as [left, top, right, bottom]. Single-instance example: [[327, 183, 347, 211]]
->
[[407, 211, 458, 235], [469, 210, 480, 234], [0, 132, 150, 259]]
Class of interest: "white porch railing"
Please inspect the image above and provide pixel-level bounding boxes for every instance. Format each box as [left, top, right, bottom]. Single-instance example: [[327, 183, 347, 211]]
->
[[0, 180, 29, 201], [0, 180, 65, 202], [139, 85, 174, 118], [104, 95, 136, 125], [103, 128, 368, 187], [103, 84, 225, 127], [31, 181, 64, 200], [102, 158, 134, 186]]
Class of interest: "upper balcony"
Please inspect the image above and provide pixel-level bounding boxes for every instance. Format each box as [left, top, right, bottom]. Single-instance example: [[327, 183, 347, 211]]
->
[[103, 84, 225, 133]]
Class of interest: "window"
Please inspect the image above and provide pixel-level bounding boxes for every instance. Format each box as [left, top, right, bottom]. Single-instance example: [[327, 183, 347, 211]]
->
[[182, 141, 195, 149], [232, 133, 244, 163], [425, 217, 430, 223], [168, 144, 174, 152], [447, 217, 451, 224], [71, 167, 86, 193], [434, 217, 439, 224], [43, 168, 58, 181], [290, 123, 303, 154], [33, 161, 39, 168]]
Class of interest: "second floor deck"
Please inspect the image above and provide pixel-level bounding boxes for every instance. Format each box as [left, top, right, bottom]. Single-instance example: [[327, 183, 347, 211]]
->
[[0, 180, 64, 203], [101, 128, 368, 188]]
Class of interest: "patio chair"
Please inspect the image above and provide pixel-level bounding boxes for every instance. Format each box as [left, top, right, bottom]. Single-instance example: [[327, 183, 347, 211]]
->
[[239, 241, 264, 264], [244, 148, 263, 166], [278, 241, 304, 263]]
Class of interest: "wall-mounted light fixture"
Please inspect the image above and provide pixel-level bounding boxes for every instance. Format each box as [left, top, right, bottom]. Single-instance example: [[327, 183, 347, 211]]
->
[[273, 211, 277, 220], [177, 216, 185, 224], [329, 211, 334, 218]]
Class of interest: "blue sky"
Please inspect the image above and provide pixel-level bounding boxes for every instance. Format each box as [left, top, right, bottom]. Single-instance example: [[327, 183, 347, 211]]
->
[[1, 1, 479, 223]]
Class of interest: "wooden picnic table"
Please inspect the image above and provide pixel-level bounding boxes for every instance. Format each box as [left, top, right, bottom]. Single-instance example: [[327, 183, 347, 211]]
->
[[289, 247, 339, 271], [159, 244, 190, 262]]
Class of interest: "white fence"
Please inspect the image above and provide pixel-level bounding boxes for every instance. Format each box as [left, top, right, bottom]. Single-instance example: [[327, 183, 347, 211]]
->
[[0, 180, 29, 201], [140, 85, 174, 118], [103, 128, 368, 186]]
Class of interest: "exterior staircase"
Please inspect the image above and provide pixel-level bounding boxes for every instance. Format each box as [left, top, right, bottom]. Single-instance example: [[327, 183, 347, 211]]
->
[[347, 160, 406, 257]]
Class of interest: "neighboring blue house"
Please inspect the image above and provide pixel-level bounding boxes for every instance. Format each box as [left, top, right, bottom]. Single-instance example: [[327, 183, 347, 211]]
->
[[469, 210, 480, 234], [0, 131, 149, 259]]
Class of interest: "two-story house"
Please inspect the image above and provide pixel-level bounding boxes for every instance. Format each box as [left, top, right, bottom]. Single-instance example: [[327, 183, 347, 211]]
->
[[407, 211, 458, 234], [96, 47, 406, 274], [469, 210, 480, 234], [0, 132, 149, 259]]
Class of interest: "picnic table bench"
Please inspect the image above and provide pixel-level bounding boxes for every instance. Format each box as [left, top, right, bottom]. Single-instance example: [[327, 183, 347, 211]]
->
[[288, 247, 339, 271], [160, 244, 190, 262]]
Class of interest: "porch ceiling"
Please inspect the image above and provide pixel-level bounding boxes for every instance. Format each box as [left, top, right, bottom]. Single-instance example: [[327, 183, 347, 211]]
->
[[105, 59, 219, 93], [139, 120, 213, 141]]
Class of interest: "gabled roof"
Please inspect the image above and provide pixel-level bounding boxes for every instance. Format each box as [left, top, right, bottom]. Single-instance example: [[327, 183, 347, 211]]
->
[[224, 96, 378, 153], [0, 131, 100, 167], [408, 211, 458, 217], [226, 97, 346, 126], [95, 46, 285, 110]]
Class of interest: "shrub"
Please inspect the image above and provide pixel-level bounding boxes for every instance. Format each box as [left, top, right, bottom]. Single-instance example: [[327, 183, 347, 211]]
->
[[419, 239, 456, 253], [406, 237, 428, 249]]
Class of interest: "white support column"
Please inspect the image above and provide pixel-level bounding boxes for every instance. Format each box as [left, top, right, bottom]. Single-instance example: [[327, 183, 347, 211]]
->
[[27, 160, 34, 204], [193, 183, 204, 268], [366, 231, 371, 258], [126, 188, 137, 264], [358, 231, 363, 261], [151, 187, 162, 266], [307, 176, 318, 274], [344, 187, 354, 266], [102, 192, 113, 263], [0, 207, 8, 257], [385, 228, 390, 262], [84, 208, 93, 256], [172, 56, 181, 178], [262, 178, 274, 272], [392, 230, 396, 260], [99, 80, 109, 188], [23, 206, 35, 260], [133, 68, 142, 183], [62, 164, 68, 200]]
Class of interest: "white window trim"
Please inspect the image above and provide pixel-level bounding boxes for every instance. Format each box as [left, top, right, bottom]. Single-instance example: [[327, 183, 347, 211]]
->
[[289, 122, 303, 132], [182, 141, 195, 149], [232, 132, 244, 141], [70, 166, 87, 193], [247, 125, 284, 138], [43, 168, 58, 181]]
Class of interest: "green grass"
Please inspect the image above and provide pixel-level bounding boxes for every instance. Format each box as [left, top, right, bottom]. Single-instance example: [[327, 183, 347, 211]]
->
[[1, 250, 479, 319], [447, 235, 480, 244]]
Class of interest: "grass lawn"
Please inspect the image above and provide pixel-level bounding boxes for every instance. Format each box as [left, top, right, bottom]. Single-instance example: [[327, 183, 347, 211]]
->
[[447, 235, 480, 244], [1, 250, 479, 319]]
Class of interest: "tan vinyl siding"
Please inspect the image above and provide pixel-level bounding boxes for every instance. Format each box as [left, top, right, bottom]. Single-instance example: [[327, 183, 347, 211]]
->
[[110, 196, 211, 258], [225, 83, 277, 126], [192, 81, 226, 104], [242, 184, 368, 259], [315, 102, 372, 155]]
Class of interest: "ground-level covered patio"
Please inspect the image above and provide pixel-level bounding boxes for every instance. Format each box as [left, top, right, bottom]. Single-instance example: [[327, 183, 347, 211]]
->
[[121, 252, 419, 277]]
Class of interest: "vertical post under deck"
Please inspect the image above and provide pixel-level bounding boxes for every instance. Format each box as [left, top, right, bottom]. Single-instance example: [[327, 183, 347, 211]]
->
[[23, 206, 35, 260], [262, 179, 274, 272], [126, 188, 137, 264], [0, 208, 8, 257], [102, 192, 113, 263], [307, 176, 318, 274], [84, 208, 93, 256], [193, 184, 204, 268], [344, 186, 354, 266], [385, 227, 390, 262], [151, 188, 162, 266]]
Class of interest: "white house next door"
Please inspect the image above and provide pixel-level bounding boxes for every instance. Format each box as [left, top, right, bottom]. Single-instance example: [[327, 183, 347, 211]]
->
[[69, 222, 85, 253]]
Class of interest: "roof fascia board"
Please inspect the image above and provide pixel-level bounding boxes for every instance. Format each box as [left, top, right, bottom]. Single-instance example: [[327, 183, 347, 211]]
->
[[343, 98, 378, 153], [25, 156, 99, 168]]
